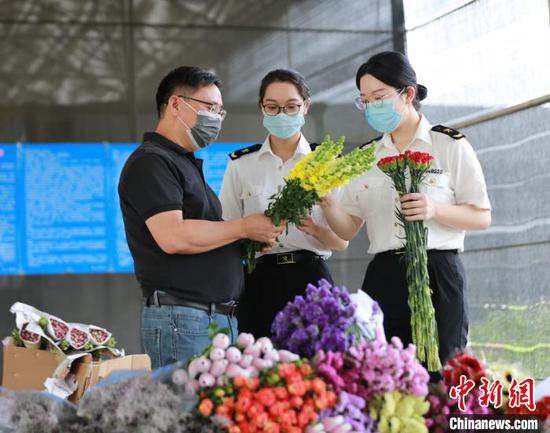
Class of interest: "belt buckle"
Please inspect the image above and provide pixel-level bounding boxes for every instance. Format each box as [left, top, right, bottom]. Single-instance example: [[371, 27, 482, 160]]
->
[[221, 301, 238, 317], [277, 252, 295, 265]]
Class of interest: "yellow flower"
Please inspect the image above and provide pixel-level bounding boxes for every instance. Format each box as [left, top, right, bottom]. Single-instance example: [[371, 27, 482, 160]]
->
[[370, 391, 428, 433]]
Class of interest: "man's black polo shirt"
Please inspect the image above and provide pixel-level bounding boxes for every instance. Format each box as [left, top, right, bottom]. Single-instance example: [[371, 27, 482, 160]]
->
[[118, 132, 244, 303]]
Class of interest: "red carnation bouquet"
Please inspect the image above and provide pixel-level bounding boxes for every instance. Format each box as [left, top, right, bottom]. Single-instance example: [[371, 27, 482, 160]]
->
[[377, 150, 441, 371]]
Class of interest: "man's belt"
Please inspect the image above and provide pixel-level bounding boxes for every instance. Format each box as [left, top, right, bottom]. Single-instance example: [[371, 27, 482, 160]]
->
[[145, 292, 238, 316], [256, 250, 322, 266]]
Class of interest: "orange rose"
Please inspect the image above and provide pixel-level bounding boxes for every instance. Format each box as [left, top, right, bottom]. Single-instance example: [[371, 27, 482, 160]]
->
[[299, 363, 313, 376], [234, 377, 247, 388], [287, 381, 307, 396], [326, 390, 337, 407], [269, 401, 286, 417], [311, 378, 326, 394], [278, 363, 297, 378], [264, 420, 281, 433], [248, 401, 264, 418], [198, 398, 214, 417], [238, 422, 250, 433], [235, 396, 251, 414], [255, 412, 269, 429], [289, 396, 303, 409], [216, 404, 232, 418], [247, 378, 260, 390], [239, 388, 253, 400], [286, 373, 303, 385], [297, 409, 311, 428], [273, 386, 289, 400], [255, 388, 277, 407], [277, 410, 295, 429], [315, 396, 329, 411]]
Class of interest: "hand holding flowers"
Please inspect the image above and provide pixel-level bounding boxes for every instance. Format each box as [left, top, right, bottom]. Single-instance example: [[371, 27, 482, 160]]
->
[[242, 136, 376, 273]]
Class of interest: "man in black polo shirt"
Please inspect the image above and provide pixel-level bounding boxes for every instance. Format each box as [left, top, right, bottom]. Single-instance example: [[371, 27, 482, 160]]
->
[[118, 66, 283, 368]]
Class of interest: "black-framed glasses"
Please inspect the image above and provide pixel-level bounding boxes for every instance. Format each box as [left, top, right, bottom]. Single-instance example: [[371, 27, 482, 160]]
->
[[261, 103, 303, 116], [178, 95, 227, 120]]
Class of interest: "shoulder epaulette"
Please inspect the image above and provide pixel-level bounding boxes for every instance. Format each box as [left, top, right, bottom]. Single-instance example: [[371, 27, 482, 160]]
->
[[360, 136, 382, 150], [431, 124, 465, 140], [309, 142, 319, 151], [229, 143, 262, 160]]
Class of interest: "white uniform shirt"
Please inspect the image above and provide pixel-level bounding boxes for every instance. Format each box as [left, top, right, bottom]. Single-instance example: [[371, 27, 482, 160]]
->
[[219, 135, 334, 258], [340, 116, 491, 254]]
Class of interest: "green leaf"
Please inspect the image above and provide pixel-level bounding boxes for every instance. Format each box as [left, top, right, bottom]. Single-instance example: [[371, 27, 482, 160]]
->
[[208, 322, 230, 340]]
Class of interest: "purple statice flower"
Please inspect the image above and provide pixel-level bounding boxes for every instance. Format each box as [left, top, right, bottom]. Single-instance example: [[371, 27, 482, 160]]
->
[[271, 279, 359, 358], [323, 391, 377, 433], [315, 337, 430, 401]]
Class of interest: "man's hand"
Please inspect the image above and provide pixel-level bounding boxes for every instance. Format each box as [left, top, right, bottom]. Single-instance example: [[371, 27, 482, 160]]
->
[[242, 213, 285, 244], [400, 193, 438, 221]]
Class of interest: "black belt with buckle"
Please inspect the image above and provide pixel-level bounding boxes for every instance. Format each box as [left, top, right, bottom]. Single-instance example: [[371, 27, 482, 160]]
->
[[256, 249, 322, 266], [145, 292, 238, 316], [376, 248, 458, 257]]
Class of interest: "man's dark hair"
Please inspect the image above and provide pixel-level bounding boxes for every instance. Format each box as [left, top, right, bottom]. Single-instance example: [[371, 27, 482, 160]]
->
[[259, 69, 311, 104], [155, 66, 222, 118]]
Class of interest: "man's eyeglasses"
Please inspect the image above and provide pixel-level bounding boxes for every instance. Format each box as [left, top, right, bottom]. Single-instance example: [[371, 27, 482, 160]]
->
[[178, 95, 227, 120], [261, 103, 303, 116], [354, 88, 405, 110]]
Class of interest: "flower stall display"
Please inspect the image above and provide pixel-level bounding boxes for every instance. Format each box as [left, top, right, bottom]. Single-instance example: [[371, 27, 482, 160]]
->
[[314, 338, 430, 401], [377, 151, 441, 372], [8, 302, 120, 356], [197, 361, 338, 433], [271, 279, 385, 359], [368, 390, 430, 433], [185, 331, 300, 390], [318, 391, 377, 433], [1, 284, 548, 433], [243, 136, 376, 273]]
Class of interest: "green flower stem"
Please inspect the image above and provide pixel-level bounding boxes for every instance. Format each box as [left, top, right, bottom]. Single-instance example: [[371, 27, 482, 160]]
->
[[383, 163, 442, 371]]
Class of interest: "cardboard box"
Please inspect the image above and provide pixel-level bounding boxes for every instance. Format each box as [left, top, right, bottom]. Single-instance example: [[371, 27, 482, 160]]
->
[[2, 344, 151, 402]]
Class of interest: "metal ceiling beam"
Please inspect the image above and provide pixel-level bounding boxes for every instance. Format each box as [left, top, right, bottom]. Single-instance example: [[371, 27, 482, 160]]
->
[[0, 17, 393, 34]]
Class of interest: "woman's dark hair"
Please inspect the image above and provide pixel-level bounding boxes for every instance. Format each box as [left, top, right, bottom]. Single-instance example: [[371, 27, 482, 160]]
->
[[156, 66, 222, 118], [259, 69, 311, 104], [355, 51, 427, 110]]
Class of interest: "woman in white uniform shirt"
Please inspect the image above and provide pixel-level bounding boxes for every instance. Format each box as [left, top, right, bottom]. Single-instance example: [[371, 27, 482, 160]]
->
[[322, 51, 491, 376], [220, 69, 348, 338]]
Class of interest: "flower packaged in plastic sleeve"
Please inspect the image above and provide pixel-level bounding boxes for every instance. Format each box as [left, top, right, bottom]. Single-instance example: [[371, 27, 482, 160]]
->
[[88, 325, 112, 346], [19, 323, 41, 350], [66, 325, 91, 351], [350, 289, 386, 342], [44, 315, 70, 342]]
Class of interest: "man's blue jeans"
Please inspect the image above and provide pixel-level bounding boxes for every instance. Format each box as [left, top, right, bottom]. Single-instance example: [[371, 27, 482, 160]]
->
[[141, 303, 238, 369]]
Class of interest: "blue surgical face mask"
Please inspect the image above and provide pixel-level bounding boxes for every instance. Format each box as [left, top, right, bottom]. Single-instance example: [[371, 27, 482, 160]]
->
[[364, 94, 405, 133], [263, 112, 305, 139]]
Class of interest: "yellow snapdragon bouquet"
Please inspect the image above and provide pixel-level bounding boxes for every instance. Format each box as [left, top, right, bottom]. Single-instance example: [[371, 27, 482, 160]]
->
[[242, 135, 376, 273]]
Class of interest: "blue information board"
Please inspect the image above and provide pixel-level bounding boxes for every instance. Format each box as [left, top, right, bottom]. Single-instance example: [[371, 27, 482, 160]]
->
[[0, 141, 248, 275]]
